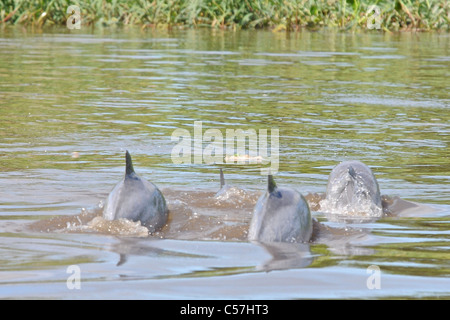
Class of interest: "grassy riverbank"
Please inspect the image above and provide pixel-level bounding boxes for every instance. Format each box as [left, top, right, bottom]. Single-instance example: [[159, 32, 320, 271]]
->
[[0, 0, 448, 31]]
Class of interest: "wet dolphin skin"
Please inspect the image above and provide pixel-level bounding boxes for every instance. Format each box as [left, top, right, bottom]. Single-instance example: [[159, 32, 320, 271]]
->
[[248, 175, 312, 243], [103, 151, 169, 232], [320, 160, 382, 217]]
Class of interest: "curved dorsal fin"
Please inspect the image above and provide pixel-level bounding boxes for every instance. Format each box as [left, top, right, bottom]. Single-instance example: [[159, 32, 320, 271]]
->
[[220, 168, 225, 188], [125, 150, 135, 175], [268, 174, 277, 193]]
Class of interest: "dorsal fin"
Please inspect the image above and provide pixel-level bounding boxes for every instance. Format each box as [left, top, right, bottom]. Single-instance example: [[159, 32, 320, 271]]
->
[[125, 150, 135, 175], [220, 168, 225, 188], [268, 174, 277, 193], [117, 254, 128, 266]]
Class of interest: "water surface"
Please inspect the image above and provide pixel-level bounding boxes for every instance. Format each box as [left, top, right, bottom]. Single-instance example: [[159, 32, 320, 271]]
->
[[0, 27, 449, 299]]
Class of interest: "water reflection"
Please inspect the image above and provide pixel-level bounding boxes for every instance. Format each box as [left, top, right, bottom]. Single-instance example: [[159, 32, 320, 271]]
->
[[109, 236, 314, 274], [255, 242, 313, 272], [111, 237, 210, 267], [0, 27, 449, 298]]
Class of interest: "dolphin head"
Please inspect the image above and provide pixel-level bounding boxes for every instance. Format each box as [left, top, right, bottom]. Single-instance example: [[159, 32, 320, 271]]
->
[[320, 160, 382, 217]]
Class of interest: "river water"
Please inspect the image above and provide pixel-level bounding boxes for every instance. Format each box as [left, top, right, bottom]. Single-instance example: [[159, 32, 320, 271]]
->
[[0, 27, 449, 299]]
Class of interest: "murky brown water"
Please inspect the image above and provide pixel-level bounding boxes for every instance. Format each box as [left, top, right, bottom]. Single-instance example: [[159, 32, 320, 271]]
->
[[0, 27, 449, 299]]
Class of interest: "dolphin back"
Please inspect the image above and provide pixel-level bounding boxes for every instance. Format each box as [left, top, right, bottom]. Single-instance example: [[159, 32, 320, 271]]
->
[[103, 152, 169, 232], [103, 174, 168, 232], [249, 178, 312, 243]]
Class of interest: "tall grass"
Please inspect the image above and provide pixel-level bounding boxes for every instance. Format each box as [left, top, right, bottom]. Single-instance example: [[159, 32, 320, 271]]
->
[[0, 0, 448, 31]]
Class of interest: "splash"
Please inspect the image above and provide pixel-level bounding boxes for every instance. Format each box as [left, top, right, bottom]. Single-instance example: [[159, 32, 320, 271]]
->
[[214, 186, 259, 208], [319, 177, 383, 217], [31, 185, 432, 242], [319, 197, 383, 218], [85, 216, 149, 237], [29, 202, 149, 237], [319, 181, 383, 218]]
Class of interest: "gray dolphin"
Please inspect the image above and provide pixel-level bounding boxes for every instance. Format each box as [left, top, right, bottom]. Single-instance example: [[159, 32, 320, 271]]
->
[[214, 168, 233, 198], [214, 169, 250, 202], [320, 160, 382, 217], [103, 151, 169, 232], [248, 175, 312, 243]]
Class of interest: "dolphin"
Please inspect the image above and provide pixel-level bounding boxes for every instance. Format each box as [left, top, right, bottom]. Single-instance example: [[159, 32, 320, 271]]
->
[[214, 169, 248, 201], [103, 151, 169, 233], [248, 175, 312, 243], [214, 168, 231, 198], [320, 160, 382, 217]]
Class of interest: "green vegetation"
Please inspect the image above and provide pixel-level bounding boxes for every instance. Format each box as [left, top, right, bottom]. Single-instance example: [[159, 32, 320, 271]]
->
[[0, 0, 448, 32]]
